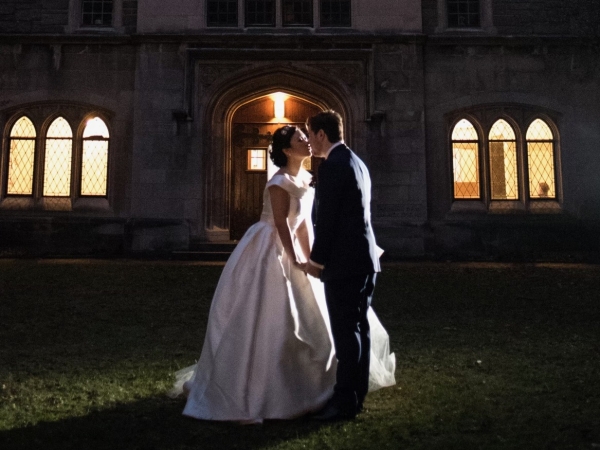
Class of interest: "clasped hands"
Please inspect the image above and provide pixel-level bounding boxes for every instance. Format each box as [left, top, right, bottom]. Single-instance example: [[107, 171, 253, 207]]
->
[[293, 260, 322, 278]]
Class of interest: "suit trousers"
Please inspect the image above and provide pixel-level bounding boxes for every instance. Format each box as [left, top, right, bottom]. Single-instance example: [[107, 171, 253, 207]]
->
[[324, 273, 376, 411]]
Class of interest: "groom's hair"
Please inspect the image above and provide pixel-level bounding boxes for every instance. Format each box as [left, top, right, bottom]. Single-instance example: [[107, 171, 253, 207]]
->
[[306, 110, 344, 143]]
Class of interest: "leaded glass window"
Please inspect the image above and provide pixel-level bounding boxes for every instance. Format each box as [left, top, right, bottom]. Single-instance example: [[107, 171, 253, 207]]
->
[[82, 0, 113, 27], [447, 0, 480, 28], [452, 119, 480, 199], [246, 0, 275, 26], [7, 117, 36, 195], [81, 117, 109, 196], [526, 119, 556, 199], [2, 108, 115, 207], [489, 119, 518, 200], [43, 117, 73, 197], [207, 0, 238, 27], [283, 1, 312, 26], [320, 0, 351, 27]]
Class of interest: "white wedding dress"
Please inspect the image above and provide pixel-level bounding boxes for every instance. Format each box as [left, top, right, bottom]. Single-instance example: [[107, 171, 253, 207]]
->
[[170, 171, 395, 423]]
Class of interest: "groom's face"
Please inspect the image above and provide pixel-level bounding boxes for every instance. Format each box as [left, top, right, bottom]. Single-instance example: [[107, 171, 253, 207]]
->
[[307, 127, 325, 158]]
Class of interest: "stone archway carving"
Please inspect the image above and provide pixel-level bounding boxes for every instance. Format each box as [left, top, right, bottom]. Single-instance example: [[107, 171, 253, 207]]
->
[[197, 60, 369, 241]]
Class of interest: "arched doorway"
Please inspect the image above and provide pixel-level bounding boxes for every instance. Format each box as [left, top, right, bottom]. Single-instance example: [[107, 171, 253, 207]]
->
[[199, 65, 363, 242], [229, 93, 322, 240]]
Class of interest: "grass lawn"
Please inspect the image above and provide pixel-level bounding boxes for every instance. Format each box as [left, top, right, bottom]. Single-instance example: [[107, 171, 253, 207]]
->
[[1, 259, 599, 450]]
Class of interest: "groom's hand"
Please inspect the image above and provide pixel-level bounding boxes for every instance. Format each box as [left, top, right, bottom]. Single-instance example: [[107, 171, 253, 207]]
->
[[305, 261, 322, 279]]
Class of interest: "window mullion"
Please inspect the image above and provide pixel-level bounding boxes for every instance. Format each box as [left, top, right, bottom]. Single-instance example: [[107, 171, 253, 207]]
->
[[33, 133, 44, 200], [521, 133, 530, 205], [481, 133, 489, 205], [73, 130, 83, 198]]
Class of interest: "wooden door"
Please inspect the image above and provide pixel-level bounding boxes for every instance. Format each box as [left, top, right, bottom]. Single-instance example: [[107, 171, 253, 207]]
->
[[230, 121, 274, 240], [230, 96, 321, 240]]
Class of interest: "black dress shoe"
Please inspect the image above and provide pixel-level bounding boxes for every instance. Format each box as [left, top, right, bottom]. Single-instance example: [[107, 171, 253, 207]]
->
[[312, 402, 356, 421]]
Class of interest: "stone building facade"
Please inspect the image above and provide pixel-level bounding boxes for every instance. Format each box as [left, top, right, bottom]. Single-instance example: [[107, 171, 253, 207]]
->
[[0, 0, 599, 259]]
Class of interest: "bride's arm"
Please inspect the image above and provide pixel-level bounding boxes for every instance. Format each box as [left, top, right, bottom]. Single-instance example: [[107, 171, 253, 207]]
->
[[294, 219, 311, 262], [269, 185, 301, 266]]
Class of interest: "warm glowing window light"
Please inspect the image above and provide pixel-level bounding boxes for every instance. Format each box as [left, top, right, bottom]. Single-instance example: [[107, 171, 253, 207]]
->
[[83, 117, 109, 139], [273, 92, 286, 120], [452, 119, 480, 199], [489, 119, 518, 200], [248, 149, 267, 171], [43, 117, 73, 197], [526, 119, 556, 198], [81, 117, 109, 196], [7, 116, 36, 195]]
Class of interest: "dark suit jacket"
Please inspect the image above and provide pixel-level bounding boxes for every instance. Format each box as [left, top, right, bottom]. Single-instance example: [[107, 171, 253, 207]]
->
[[310, 144, 381, 282]]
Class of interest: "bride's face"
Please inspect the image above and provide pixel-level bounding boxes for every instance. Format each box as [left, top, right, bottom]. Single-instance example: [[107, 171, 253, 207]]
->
[[285, 130, 311, 161]]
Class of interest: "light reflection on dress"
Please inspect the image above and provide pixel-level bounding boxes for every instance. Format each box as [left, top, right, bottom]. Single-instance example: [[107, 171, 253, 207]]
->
[[170, 171, 395, 423]]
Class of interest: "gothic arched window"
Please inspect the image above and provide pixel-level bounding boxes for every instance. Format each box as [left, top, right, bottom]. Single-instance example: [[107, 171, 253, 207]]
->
[[526, 119, 556, 199], [452, 119, 480, 199], [448, 107, 560, 211], [7, 116, 36, 195], [43, 117, 73, 197], [489, 119, 518, 200], [81, 117, 110, 196], [2, 106, 112, 209]]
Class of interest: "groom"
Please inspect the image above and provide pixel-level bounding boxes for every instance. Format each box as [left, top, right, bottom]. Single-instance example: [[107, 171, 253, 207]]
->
[[305, 110, 381, 421]]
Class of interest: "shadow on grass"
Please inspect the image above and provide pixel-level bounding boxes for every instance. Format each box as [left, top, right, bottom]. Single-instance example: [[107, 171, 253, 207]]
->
[[0, 396, 330, 450]]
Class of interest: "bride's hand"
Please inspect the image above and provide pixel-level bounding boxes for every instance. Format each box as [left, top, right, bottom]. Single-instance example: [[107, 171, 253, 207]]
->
[[294, 261, 307, 272]]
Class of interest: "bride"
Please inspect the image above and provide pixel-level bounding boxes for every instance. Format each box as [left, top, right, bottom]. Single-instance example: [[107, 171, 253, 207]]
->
[[169, 125, 395, 423]]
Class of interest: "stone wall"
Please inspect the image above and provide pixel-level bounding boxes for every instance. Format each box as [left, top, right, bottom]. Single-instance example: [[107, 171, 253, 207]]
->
[[0, 0, 69, 34], [0, 39, 138, 254], [421, 0, 439, 35], [137, 0, 422, 33], [493, 0, 600, 36], [1, 2, 598, 259], [122, 0, 138, 34], [422, 0, 600, 36], [130, 43, 196, 222], [0, 1, 138, 35], [370, 42, 428, 257], [423, 38, 600, 258], [128, 36, 429, 256]]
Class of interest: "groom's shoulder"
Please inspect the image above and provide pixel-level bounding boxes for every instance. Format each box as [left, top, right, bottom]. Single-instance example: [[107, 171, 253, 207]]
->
[[328, 145, 352, 163]]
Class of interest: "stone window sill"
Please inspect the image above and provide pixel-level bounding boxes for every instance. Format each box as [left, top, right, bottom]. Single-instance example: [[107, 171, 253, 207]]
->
[[0, 197, 111, 213], [448, 199, 562, 217]]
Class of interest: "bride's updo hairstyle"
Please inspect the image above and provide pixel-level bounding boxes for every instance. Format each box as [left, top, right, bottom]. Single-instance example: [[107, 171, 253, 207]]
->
[[269, 125, 297, 168]]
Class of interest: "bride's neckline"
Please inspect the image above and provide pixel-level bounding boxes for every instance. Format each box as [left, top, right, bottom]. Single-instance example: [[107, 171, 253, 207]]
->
[[275, 169, 307, 187], [277, 167, 299, 176], [276, 168, 304, 179]]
